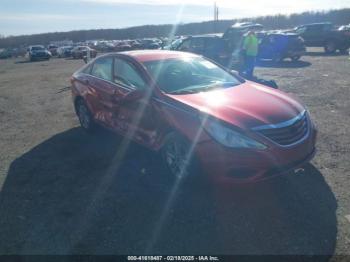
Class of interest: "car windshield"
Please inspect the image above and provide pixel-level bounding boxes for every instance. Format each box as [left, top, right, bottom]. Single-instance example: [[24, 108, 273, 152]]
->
[[143, 57, 242, 94], [295, 26, 306, 34], [31, 46, 44, 51], [169, 38, 183, 49]]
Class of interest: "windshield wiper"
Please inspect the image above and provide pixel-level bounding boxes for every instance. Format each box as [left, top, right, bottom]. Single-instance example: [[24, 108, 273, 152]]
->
[[168, 89, 198, 94], [168, 81, 238, 95]]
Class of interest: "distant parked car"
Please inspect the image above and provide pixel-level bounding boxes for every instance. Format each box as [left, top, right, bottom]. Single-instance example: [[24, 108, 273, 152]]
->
[[338, 24, 350, 32], [162, 37, 185, 50], [257, 32, 306, 61], [139, 39, 160, 49], [293, 22, 350, 54], [57, 46, 74, 58], [114, 42, 132, 52], [126, 40, 142, 50], [26, 45, 51, 61], [71, 46, 97, 59], [0, 48, 13, 59], [48, 45, 58, 56], [175, 35, 232, 67], [223, 22, 264, 52]]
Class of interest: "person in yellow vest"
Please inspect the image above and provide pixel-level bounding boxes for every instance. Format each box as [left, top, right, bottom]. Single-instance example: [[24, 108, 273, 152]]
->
[[242, 30, 259, 79]]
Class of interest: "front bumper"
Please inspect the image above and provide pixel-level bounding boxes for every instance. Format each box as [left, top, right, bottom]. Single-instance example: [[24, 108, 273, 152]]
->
[[195, 127, 317, 184], [31, 54, 50, 59]]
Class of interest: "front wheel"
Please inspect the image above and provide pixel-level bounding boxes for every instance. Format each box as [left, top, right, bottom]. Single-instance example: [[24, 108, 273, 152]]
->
[[161, 133, 197, 181], [76, 100, 96, 132]]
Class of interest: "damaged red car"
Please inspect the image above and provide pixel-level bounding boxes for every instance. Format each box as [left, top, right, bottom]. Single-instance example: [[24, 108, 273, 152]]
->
[[70, 50, 317, 183]]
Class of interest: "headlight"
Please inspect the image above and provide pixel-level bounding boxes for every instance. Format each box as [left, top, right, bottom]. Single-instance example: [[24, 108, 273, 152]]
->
[[203, 118, 267, 149]]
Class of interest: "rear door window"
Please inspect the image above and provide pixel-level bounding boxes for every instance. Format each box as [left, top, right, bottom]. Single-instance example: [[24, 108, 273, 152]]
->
[[91, 57, 113, 81]]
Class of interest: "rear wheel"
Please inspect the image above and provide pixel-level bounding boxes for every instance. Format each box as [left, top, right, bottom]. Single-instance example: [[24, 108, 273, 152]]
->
[[272, 53, 283, 62], [324, 41, 336, 54], [76, 99, 95, 132]]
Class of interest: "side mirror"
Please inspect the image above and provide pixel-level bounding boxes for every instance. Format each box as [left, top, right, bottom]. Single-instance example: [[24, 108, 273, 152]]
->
[[249, 77, 279, 89], [230, 70, 245, 82]]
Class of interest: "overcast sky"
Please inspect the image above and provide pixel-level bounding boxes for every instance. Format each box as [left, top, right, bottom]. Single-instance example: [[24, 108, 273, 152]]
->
[[1, 0, 349, 36]]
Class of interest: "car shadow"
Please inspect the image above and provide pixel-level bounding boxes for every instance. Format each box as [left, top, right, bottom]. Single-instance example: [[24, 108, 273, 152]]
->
[[14, 60, 49, 64], [14, 60, 32, 64], [0, 128, 337, 257], [257, 60, 312, 68]]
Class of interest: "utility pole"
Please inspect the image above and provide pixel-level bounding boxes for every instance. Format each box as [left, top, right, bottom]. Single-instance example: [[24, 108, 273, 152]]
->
[[213, 1, 219, 32]]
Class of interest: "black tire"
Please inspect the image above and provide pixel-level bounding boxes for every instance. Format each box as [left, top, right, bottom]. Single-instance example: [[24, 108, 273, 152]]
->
[[161, 133, 198, 182], [324, 41, 336, 54], [76, 99, 96, 132], [291, 56, 301, 62], [339, 48, 348, 55], [272, 53, 283, 62]]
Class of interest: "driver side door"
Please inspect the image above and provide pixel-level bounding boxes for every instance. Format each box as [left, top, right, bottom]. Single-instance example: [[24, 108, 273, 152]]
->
[[111, 57, 158, 148]]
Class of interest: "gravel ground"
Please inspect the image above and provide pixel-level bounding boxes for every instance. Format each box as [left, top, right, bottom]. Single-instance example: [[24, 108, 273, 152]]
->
[[0, 49, 349, 257]]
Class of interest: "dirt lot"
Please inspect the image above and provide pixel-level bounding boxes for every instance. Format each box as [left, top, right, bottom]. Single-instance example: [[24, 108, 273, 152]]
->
[[0, 49, 349, 257]]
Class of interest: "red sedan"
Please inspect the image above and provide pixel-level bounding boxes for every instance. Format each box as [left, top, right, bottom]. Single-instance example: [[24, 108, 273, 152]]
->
[[70, 50, 317, 183]]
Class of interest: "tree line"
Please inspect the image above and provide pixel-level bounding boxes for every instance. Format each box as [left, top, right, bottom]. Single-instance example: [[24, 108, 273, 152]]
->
[[0, 8, 349, 48]]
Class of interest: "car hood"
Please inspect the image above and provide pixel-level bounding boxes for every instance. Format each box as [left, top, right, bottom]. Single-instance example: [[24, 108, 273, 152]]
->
[[166, 81, 305, 129]]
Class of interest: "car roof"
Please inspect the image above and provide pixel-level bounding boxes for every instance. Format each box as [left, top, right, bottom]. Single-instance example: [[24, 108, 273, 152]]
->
[[260, 31, 299, 37], [300, 22, 332, 26], [117, 50, 199, 62], [189, 34, 222, 38], [230, 22, 263, 29]]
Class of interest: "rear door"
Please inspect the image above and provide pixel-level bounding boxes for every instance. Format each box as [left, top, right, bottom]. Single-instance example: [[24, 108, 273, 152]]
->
[[87, 56, 116, 127], [300, 25, 324, 46]]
